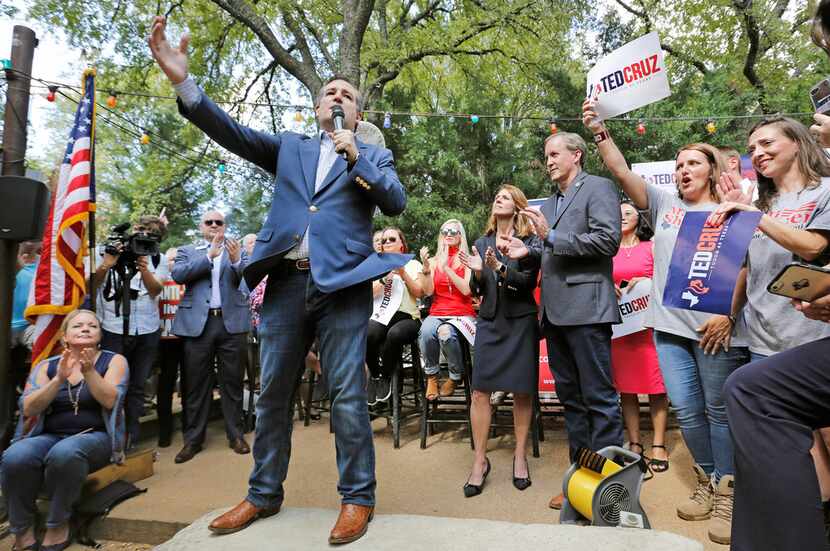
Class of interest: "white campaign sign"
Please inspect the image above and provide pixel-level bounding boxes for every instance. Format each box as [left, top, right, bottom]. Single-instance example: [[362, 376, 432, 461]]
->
[[612, 279, 652, 340], [586, 32, 670, 119], [370, 276, 404, 326], [632, 160, 676, 193]]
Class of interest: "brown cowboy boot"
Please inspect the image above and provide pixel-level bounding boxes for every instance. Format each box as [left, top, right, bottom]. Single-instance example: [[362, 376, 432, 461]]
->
[[329, 504, 374, 544], [426, 375, 440, 401], [439, 378, 457, 397]]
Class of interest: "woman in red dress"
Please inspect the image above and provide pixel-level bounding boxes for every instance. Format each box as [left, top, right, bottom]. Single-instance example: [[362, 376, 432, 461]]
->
[[612, 201, 669, 471]]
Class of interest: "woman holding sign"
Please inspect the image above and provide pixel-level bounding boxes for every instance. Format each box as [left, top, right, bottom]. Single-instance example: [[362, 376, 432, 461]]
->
[[366, 228, 424, 405], [612, 201, 669, 473], [583, 100, 749, 545], [459, 185, 541, 497]]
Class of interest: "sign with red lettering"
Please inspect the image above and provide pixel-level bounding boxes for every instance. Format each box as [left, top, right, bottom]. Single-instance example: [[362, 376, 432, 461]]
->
[[612, 279, 652, 339], [632, 160, 677, 193], [586, 32, 670, 119]]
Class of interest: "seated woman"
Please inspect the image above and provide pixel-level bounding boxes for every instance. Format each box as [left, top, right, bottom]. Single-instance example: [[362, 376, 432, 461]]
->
[[459, 185, 541, 496], [418, 219, 475, 400], [366, 227, 424, 405], [2, 309, 128, 551]]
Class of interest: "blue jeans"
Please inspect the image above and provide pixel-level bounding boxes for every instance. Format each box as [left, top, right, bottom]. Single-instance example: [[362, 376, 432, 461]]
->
[[248, 270, 375, 508], [418, 316, 465, 381], [101, 329, 160, 446], [654, 331, 749, 481], [1, 431, 111, 533]]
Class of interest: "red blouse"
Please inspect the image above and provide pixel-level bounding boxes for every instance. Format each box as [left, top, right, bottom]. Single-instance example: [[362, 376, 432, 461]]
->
[[429, 248, 475, 317]]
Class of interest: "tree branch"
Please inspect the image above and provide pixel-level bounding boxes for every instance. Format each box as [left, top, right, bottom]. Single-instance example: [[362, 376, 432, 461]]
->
[[613, 0, 709, 75], [210, 0, 322, 96], [295, 8, 337, 70], [733, 0, 771, 112], [230, 60, 278, 116]]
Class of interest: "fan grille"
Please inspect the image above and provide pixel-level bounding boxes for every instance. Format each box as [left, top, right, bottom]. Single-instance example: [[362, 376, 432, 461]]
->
[[597, 482, 632, 525]]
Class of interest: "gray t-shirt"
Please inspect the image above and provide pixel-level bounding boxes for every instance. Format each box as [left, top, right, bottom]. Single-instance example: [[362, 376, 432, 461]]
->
[[745, 179, 830, 356], [644, 184, 748, 345]]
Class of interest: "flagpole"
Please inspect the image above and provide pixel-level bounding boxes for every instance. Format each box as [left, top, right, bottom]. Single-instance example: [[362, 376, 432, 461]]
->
[[86, 68, 97, 312]]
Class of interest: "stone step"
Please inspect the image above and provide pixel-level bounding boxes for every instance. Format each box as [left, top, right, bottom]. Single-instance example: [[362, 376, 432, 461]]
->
[[154, 507, 703, 551]]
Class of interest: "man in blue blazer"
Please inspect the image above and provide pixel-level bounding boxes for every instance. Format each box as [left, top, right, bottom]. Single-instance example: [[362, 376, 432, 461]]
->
[[171, 210, 251, 464], [149, 16, 410, 544]]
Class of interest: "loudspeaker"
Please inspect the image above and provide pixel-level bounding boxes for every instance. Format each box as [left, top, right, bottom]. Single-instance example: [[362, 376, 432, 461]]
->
[[0, 176, 50, 241]]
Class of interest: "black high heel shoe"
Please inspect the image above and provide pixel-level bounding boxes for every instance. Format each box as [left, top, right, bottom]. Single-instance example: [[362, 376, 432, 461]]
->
[[512, 457, 532, 491], [463, 458, 491, 498]]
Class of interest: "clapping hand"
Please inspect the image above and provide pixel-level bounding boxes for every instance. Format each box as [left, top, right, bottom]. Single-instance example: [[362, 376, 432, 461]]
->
[[484, 247, 501, 272], [496, 235, 529, 260], [147, 16, 190, 85], [520, 209, 550, 238], [419, 246, 431, 266], [56, 350, 73, 383], [459, 246, 483, 272], [717, 173, 755, 205], [208, 232, 224, 260], [79, 348, 96, 374], [225, 237, 241, 263]]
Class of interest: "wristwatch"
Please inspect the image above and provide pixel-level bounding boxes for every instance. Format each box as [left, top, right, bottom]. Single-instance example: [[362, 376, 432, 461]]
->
[[593, 130, 610, 144]]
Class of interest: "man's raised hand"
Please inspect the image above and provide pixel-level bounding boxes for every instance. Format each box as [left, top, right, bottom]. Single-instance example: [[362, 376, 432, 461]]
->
[[148, 16, 190, 85]]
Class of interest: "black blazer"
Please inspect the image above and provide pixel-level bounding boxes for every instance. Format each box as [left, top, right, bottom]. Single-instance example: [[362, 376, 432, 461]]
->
[[472, 235, 541, 321]]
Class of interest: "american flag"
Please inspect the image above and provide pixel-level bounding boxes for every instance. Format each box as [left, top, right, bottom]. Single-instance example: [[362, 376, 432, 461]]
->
[[25, 69, 96, 365]]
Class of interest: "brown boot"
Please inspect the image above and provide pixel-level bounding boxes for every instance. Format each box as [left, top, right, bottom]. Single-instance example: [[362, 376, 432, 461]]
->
[[426, 375, 440, 401], [329, 504, 374, 544], [208, 499, 281, 535], [677, 464, 714, 521], [708, 475, 734, 545], [439, 378, 457, 397]]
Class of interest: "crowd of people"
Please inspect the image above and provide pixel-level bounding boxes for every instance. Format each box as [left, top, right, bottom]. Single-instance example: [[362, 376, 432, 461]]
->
[[4, 4, 830, 549]]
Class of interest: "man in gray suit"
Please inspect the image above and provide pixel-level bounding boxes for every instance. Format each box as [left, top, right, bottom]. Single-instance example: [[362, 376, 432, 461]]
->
[[171, 210, 251, 463], [511, 132, 623, 510]]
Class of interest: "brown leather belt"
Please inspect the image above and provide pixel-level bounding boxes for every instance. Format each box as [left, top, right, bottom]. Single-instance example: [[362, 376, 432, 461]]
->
[[279, 258, 311, 272]]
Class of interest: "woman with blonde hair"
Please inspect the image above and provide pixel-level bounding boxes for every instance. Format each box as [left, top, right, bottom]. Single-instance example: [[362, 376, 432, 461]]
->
[[418, 219, 474, 400], [459, 185, 540, 496], [2, 309, 128, 551]]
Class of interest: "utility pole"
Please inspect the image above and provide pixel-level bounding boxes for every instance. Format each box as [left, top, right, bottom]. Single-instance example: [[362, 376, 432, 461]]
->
[[0, 25, 37, 445]]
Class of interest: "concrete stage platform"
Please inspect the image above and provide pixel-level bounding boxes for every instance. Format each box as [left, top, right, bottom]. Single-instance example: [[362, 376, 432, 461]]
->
[[154, 507, 703, 551]]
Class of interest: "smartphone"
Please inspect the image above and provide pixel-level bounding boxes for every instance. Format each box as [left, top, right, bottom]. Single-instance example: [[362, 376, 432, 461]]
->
[[767, 262, 830, 302], [811, 77, 830, 114]]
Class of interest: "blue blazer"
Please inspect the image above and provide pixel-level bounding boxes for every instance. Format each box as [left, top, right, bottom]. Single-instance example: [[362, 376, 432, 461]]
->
[[171, 245, 251, 337], [178, 95, 411, 293]]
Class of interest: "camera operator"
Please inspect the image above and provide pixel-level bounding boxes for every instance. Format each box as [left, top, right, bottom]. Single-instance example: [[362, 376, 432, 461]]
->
[[92, 215, 168, 448]]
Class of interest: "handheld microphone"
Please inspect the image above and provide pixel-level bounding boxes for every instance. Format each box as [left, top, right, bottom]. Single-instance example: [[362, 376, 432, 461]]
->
[[330, 105, 348, 160]]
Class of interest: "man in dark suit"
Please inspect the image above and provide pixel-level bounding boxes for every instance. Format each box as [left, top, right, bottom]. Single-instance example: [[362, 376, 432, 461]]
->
[[171, 210, 251, 463], [149, 17, 410, 544], [516, 131, 623, 510]]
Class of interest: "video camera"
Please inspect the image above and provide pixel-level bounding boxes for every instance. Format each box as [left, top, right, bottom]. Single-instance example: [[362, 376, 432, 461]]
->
[[104, 222, 161, 260]]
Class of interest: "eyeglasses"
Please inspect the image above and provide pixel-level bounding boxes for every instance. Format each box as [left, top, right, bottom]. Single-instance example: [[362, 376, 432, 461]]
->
[[440, 228, 460, 237], [381, 237, 398, 244], [203, 219, 224, 226]]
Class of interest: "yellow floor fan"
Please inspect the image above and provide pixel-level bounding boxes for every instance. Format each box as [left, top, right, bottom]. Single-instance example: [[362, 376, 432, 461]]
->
[[559, 446, 651, 529]]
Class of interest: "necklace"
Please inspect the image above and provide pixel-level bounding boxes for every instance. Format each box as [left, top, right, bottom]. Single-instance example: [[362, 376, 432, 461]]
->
[[67, 379, 85, 416], [620, 237, 639, 258]]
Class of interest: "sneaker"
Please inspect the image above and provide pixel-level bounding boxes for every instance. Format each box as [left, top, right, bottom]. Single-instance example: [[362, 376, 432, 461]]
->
[[375, 377, 392, 403], [366, 377, 377, 406], [707, 475, 734, 545], [677, 464, 714, 521]]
